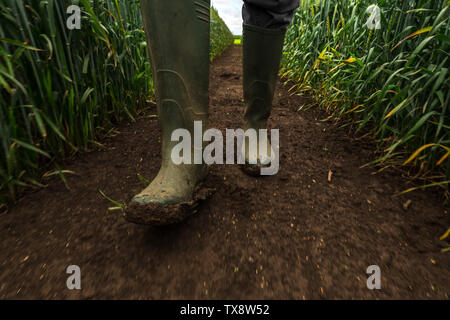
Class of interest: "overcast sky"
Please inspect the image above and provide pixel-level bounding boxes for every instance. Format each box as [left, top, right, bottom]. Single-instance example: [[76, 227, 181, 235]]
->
[[211, 0, 243, 35]]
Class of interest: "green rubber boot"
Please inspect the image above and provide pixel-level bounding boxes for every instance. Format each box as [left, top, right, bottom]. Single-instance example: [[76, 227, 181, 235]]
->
[[241, 24, 286, 176], [124, 0, 213, 225]]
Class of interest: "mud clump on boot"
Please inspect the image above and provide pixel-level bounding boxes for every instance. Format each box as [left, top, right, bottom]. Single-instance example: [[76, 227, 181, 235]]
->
[[124, 184, 215, 226]]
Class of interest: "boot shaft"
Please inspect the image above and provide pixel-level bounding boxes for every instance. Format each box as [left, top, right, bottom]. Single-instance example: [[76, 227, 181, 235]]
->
[[140, 0, 211, 161], [243, 24, 286, 130]]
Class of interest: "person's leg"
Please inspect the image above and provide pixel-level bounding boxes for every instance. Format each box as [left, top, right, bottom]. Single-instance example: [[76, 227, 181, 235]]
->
[[240, 0, 299, 175], [124, 0, 211, 225], [243, 0, 299, 30]]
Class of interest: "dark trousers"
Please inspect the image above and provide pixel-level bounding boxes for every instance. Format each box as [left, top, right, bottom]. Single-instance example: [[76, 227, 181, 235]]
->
[[242, 0, 299, 30]]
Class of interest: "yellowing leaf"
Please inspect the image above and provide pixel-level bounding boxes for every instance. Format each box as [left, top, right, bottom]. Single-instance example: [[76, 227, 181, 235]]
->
[[328, 63, 344, 74], [329, 57, 357, 74], [392, 27, 433, 51], [436, 150, 450, 165], [440, 228, 450, 241], [318, 47, 327, 60], [344, 104, 364, 114], [397, 181, 450, 195], [385, 99, 408, 119], [403, 143, 438, 165]]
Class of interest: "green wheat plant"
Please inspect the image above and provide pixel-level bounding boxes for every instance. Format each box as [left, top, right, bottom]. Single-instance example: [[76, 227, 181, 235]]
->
[[282, 0, 449, 194], [210, 6, 234, 61], [0, 0, 153, 204], [0, 1, 233, 206]]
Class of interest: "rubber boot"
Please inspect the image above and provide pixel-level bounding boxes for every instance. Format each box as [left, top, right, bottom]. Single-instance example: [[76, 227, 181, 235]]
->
[[124, 0, 212, 225], [241, 24, 286, 176]]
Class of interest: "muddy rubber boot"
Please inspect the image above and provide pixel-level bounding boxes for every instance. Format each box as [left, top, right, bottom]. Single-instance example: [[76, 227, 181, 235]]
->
[[124, 0, 213, 225], [241, 24, 286, 176]]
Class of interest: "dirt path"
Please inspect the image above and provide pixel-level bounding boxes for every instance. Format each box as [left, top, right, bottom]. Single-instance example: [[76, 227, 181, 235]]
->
[[0, 45, 448, 299]]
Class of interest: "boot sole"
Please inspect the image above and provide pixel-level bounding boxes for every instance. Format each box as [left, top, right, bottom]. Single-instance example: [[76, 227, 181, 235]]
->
[[123, 183, 216, 226]]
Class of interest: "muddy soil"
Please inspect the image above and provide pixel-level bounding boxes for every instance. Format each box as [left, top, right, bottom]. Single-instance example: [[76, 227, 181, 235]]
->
[[0, 45, 448, 299]]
